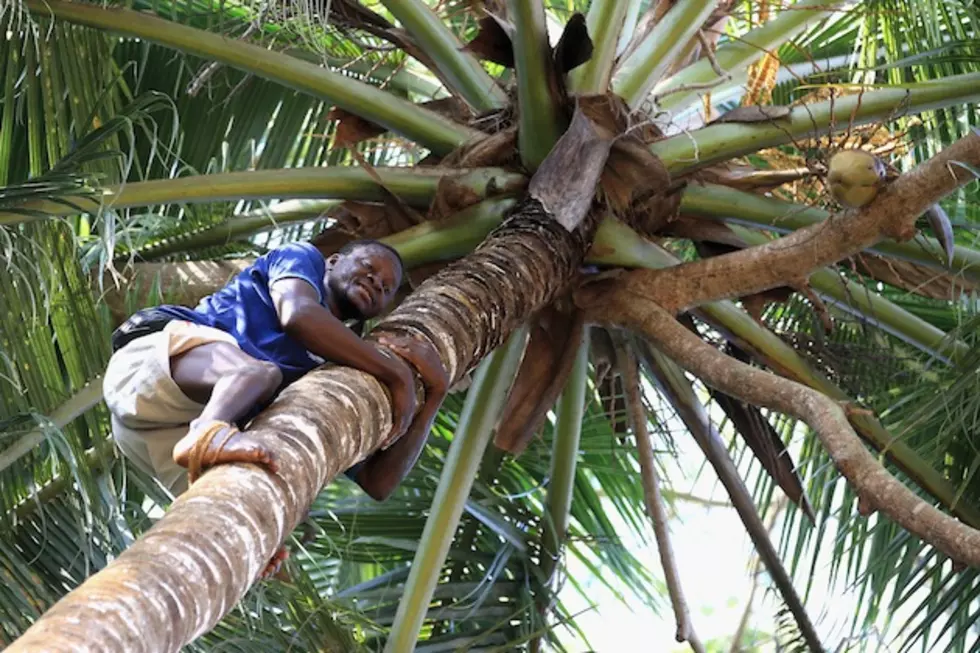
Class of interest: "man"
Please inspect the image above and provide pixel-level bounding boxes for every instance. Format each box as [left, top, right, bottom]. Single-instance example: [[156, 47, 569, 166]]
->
[[103, 239, 443, 502]]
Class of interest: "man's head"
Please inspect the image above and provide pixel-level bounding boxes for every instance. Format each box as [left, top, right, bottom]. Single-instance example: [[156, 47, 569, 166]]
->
[[326, 240, 405, 321]]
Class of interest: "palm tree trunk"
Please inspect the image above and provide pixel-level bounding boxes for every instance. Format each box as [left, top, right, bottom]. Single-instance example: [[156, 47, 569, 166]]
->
[[5, 105, 616, 653]]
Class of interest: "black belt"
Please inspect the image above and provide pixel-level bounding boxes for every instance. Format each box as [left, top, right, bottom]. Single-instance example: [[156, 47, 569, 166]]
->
[[111, 307, 176, 353]]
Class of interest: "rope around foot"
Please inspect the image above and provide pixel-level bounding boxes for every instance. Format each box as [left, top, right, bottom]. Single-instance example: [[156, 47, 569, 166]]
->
[[185, 420, 240, 484]]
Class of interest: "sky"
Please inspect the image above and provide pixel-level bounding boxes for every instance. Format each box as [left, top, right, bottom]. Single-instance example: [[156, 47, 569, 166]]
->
[[552, 384, 947, 653]]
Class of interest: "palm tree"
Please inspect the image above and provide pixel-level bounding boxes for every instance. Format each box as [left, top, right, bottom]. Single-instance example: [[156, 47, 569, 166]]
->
[[1, 0, 980, 651]]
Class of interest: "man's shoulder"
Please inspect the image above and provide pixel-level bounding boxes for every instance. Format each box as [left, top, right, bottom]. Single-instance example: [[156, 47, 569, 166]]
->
[[261, 241, 324, 268]]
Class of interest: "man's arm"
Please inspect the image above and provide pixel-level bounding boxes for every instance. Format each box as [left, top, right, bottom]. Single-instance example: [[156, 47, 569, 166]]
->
[[349, 416, 432, 501], [352, 330, 449, 501], [270, 278, 417, 441]]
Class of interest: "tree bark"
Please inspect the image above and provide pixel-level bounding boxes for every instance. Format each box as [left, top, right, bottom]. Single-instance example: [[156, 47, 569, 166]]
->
[[6, 104, 617, 653]]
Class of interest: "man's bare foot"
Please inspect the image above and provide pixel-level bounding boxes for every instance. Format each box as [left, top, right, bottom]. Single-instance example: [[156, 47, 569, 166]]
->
[[260, 546, 289, 579], [173, 419, 278, 484]]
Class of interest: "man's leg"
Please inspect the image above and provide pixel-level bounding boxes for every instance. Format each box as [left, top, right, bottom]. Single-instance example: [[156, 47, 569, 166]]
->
[[170, 342, 295, 576], [168, 342, 283, 477]]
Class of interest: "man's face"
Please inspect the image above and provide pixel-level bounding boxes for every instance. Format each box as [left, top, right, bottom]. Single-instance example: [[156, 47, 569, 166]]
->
[[327, 245, 402, 320]]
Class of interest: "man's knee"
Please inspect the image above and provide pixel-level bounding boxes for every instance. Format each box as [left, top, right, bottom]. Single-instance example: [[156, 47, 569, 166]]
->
[[241, 358, 282, 392], [172, 342, 281, 401]]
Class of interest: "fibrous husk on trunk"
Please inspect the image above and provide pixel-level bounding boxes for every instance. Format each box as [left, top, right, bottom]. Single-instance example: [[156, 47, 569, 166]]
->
[[494, 307, 585, 455], [379, 99, 619, 386]]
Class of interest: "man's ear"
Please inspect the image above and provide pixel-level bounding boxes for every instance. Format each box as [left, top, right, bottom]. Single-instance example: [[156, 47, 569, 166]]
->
[[326, 253, 341, 267]]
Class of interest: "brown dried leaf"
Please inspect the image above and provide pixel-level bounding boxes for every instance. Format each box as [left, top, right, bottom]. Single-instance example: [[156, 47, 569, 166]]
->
[[678, 317, 814, 520], [709, 388, 815, 521], [330, 98, 474, 149], [462, 15, 516, 67], [494, 309, 585, 455], [693, 163, 815, 192], [424, 97, 476, 125], [330, 0, 395, 30], [428, 177, 486, 222], [329, 107, 386, 148], [923, 203, 955, 265], [715, 341, 814, 521], [598, 139, 678, 235], [590, 326, 617, 383], [665, 215, 750, 248], [309, 201, 410, 255], [553, 13, 593, 74], [529, 99, 616, 232], [590, 327, 629, 441]]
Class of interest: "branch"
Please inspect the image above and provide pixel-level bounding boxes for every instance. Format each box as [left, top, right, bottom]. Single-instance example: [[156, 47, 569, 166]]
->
[[616, 335, 705, 652], [599, 297, 980, 568], [619, 131, 980, 314], [633, 338, 823, 652], [728, 497, 787, 653]]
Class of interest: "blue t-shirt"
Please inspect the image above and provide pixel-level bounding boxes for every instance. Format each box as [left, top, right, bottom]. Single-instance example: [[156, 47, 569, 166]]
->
[[157, 242, 368, 481], [158, 242, 329, 385]]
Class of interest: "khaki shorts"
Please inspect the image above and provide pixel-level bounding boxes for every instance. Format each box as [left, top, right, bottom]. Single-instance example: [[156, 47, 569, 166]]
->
[[102, 320, 238, 495]]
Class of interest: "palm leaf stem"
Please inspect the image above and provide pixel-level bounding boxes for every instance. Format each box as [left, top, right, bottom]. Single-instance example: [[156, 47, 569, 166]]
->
[[0, 377, 104, 476], [568, 0, 630, 94], [507, 0, 565, 170], [814, 269, 964, 362], [384, 328, 528, 653], [384, 197, 518, 267], [379, 0, 506, 111], [23, 0, 477, 154], [615, 0, 645, 58], [652, 72, 980, 175], [119, 200, 344, 262], [653, 0, 848, 113], [0, 167, 524, 224], [9, 439, 115, 521], [728, 224, 970, 363], [530, 331, 590, 651], [282, 48, 446, 99], [612, 0, 720, 108]]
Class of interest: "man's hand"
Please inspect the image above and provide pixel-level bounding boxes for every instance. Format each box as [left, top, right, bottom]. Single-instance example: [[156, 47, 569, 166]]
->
[[375, 347, 417, 446]]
